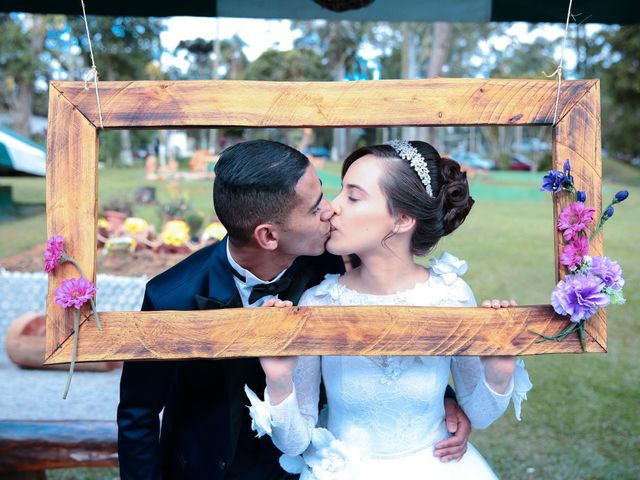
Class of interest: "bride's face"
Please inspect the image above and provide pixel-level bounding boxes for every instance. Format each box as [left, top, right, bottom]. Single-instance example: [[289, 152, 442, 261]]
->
[[327, 154, 397, 256]]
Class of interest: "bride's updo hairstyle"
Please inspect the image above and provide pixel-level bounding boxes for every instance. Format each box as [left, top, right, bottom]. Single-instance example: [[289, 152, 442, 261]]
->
[[341, 141, 474, 256]]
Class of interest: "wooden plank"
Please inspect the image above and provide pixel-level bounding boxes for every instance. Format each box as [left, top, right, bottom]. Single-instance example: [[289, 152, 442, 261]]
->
[[52, 78, 596, 129], [45, 84, 99, 362], [43, 78, 607, 360], [551, 81, 607, 351], [43, 305, 605, 365], [0, 420, 117, 473]]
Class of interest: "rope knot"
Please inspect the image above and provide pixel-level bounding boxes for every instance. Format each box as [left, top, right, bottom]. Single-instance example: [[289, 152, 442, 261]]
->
[[83, 66, 100, 90]]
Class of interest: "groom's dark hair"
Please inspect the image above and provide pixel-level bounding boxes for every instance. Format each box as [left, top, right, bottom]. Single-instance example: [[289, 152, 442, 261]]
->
[[214, 139, 310, 244]]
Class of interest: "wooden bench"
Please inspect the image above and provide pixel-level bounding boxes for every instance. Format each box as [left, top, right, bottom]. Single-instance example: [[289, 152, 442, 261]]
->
[[0, 420, 117, 479]]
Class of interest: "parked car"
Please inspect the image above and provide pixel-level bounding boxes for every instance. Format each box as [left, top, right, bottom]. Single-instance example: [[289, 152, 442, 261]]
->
[[448, 151, 496, 170], [510, 153, 532, 171]]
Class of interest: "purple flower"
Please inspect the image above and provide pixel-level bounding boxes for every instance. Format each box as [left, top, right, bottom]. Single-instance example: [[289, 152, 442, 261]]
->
[[614, 190, 629, 203], [44, 235, 65, 273], [560, 160, 574, 190], [551, 274, 610, 323], [559, 236, 589, 270], [590, 256, 624, 290], [560, 174, 574, 191], [557, 202, 596, 240], [54, 277, 96, 309], [540, 170, 564, 193], [576, 191, 586, 202], [604, 206, 614, 218]]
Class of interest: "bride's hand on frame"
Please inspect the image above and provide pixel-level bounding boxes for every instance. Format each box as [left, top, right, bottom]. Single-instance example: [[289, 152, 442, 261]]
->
[[259, 298, 298, 405], [480, 298, 517, 308], [480, 298, 517, 393]]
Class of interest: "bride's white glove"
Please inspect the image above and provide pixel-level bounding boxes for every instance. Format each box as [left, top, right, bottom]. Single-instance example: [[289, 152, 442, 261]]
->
[[259, 298, 299, 405]]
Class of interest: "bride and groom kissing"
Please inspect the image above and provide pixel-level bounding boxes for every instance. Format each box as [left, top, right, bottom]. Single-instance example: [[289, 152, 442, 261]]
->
[[117, 139, 531, 479]]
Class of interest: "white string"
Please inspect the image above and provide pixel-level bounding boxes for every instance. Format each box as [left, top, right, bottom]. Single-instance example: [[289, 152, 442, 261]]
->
[[80, 0, 104, 128], [543, 0, 573, 125]]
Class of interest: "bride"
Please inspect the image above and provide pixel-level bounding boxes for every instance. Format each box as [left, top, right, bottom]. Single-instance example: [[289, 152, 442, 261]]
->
[[246, 140, 532, 479]]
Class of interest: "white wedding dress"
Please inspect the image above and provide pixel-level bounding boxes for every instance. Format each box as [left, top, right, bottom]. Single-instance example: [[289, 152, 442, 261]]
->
[[246, 253, 532, 480]]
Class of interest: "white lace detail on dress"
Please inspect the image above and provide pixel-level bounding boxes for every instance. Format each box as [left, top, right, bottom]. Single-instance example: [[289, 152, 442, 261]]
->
[[244, 252, 532, 480]]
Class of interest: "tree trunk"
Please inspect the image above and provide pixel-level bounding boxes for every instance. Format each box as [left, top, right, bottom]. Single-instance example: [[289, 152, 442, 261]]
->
[[331, 61, 348, 161], [12, 15, 46, 138], [401, 23, 419, 140], [119, 130, 134, 166], [105, 61, 134, 166], [13, 82, 33, 138], [479, 126, 500, 160], [209, 19, 221, 152], [425, 22, 452, 144]]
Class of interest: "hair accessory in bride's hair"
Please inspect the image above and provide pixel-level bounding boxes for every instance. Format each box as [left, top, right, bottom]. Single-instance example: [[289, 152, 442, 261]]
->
[[385, 139, 434, 197]]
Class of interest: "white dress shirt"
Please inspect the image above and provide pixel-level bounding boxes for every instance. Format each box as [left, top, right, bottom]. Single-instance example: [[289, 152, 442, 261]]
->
[[226, 240, 288, 307]]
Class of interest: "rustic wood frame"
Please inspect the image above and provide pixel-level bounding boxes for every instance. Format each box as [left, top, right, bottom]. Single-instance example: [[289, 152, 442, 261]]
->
[[44, 78, 605, 365]]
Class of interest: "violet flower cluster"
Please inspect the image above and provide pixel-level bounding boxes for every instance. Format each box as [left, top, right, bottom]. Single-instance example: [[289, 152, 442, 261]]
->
[[540, 161, 628, 327], [551, 256, 625, 323], [540, 159, 574, 194]]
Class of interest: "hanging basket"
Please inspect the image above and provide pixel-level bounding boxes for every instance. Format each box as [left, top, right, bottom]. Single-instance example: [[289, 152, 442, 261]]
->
[[312, 0, 375, 12]]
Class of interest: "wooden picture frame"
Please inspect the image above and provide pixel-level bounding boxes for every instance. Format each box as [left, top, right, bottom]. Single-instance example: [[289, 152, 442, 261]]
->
[[44, 78, 605, 365]]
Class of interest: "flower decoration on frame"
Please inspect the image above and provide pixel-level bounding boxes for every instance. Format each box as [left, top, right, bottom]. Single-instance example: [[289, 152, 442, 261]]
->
[[44, 235, 102, 398], [533, 160, 628, 351]]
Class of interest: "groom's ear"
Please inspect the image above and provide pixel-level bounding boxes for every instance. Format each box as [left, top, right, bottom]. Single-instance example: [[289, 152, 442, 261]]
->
[[394, 213, 416, 234], [253, 223, 279, 251]]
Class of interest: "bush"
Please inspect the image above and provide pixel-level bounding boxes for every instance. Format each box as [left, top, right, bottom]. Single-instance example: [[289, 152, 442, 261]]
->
[[537, 152, 553, 172]]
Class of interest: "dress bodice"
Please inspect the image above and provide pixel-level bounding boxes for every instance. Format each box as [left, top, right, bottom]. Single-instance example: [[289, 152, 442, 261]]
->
[[322, 355, 451, 457], [245, 253, 532, 479], [298, 264, 488, 457]]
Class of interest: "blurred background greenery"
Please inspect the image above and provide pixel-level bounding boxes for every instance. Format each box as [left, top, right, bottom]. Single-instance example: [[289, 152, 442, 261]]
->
[[2, 154, 638, 479]]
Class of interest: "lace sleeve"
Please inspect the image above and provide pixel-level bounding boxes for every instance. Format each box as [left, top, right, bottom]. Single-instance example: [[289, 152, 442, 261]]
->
[[443, 274, 532, 429], [245, 355, 321, 456], [451, 357, 531, 429]]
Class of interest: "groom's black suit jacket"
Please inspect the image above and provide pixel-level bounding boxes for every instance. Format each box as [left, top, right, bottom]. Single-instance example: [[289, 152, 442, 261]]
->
[[117, 237, 344, 480]]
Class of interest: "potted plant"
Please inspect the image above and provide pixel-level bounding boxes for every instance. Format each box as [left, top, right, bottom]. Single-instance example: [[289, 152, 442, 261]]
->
[[101, 195, 134, 230]]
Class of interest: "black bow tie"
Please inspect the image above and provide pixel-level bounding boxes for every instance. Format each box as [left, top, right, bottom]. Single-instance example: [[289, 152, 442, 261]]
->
[[248, 273, 295, 305]]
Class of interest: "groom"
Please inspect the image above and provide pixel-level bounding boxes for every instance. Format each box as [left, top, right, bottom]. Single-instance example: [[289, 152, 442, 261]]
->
[[117, 140, 471, 480]]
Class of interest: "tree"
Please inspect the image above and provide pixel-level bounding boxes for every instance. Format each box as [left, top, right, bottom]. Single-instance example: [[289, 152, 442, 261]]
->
[[241, 48, 333, 147], [293, 20, 376, 160], [242, 48, 331, 82], [173, 34, 249, 151], [0, 14, 65, 137], [596, 25, 640, 157], [480, 31, 558, 169], [67, 16, 165, 165], [174, 35, 249, 80]]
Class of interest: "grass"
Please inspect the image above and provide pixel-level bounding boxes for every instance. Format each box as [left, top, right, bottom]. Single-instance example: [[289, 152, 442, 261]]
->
[[434, 188, 640, 479], [1, 160, 639, 479]]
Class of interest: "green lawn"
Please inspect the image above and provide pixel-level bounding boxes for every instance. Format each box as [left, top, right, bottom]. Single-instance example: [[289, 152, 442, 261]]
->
[[2, 161, 639, 479]]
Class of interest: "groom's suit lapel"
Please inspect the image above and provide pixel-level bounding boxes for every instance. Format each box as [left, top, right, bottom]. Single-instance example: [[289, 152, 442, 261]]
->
[[194, 237, 249, 459], [193, 242, 328, 461], [193, 237, 241, 310]]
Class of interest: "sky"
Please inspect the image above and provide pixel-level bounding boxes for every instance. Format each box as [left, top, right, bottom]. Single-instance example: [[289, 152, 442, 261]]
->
[[161, 17, 301, 72], [160, 17, 587, 77]]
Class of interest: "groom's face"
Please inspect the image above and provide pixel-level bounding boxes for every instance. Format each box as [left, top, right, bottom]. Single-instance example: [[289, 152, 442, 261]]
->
[[275, 165, 334, 257]]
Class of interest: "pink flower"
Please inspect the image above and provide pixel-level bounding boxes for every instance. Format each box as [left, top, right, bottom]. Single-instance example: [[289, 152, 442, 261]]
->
[[557, 202, 596, 241], [44, 235, 65, 273], [54, 277, 96, 309], [559, 236, 590, 270]]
